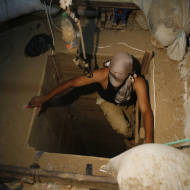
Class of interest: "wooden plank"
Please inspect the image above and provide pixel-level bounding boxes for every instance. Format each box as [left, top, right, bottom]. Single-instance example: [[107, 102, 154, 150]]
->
[[141, 51, 153, 75], [135, 102, 139, 144]]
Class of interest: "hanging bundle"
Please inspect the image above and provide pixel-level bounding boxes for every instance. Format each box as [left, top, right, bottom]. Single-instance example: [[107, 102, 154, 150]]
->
[[61, 12, 78, 50]]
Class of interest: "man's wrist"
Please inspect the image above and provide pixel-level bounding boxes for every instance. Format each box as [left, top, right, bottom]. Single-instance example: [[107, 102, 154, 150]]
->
[[43, 95, 50, 102]]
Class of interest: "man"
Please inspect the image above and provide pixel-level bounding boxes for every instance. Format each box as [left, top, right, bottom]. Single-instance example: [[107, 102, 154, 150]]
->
[[29, 52, 154, 143]]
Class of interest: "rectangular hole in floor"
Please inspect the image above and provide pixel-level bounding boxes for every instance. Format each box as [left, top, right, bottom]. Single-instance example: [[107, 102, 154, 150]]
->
[[28, 53, 136, 158]]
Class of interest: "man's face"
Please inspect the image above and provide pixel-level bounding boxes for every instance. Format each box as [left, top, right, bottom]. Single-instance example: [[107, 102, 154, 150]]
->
[[109, 70, 127, 87], [109, 52, 133, 87]]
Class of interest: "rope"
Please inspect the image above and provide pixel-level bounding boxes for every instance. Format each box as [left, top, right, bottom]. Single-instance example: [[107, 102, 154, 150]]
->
[[43, 2, 55, 46], [49, 0, 62, 32], [117, 42, 145, 53], [165, 138, 190, 145], [44, 1, 61, 82], [153, 58, 156, 129]]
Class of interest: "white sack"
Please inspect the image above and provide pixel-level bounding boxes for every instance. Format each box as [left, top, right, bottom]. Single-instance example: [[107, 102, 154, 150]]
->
[[100, 143, 190, 190], [133, 0, 190, 61]]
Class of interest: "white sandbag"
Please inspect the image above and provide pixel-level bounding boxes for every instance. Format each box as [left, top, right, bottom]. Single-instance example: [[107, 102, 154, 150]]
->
[[132, 0, 152, 18], [132, 0, 190, 61], [167, 31, 187, 62], [100, 144, 190, 190], [135, 11, 149, 31], [153, 23, 178, 47]]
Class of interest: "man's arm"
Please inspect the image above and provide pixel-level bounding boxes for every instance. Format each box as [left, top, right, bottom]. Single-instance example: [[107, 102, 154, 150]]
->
[[133, 77, 154, 143], [29, 68, 109, 108]]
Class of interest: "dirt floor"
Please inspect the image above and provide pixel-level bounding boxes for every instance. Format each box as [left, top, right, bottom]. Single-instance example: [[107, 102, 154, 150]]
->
[[0, 9, 190, 188]]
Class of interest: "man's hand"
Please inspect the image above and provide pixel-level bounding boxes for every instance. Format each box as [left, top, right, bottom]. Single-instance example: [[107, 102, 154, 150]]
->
[[28, 96, 47, 109]]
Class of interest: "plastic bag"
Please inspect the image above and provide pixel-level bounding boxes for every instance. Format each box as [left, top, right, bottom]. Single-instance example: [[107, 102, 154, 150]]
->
[[167, 31, 187, 61], [100, 144, 190, 190]]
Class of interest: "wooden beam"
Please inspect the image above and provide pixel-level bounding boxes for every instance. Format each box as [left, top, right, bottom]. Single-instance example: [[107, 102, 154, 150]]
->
[[0, 164, 118, 190], [72, 0, 139, 9]]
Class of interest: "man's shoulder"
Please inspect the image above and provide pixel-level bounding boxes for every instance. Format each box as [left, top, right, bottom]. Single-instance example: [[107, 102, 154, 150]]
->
[[134, 76, 145, 83], [93, 67, 109, 78], [95, 67, 109, 73], [133, 76, 146, 91], [92, 67, 109, 83]]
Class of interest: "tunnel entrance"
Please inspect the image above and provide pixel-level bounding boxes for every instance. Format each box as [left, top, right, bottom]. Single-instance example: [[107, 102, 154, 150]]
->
[[28, 53, 136, 158]]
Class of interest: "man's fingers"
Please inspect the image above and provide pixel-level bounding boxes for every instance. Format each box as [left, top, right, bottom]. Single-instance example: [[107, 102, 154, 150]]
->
[[28, 98, 36, 107], [28, 96, 45, 110], [28, 101, 36, 108], [28, 97, 41, 108]]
